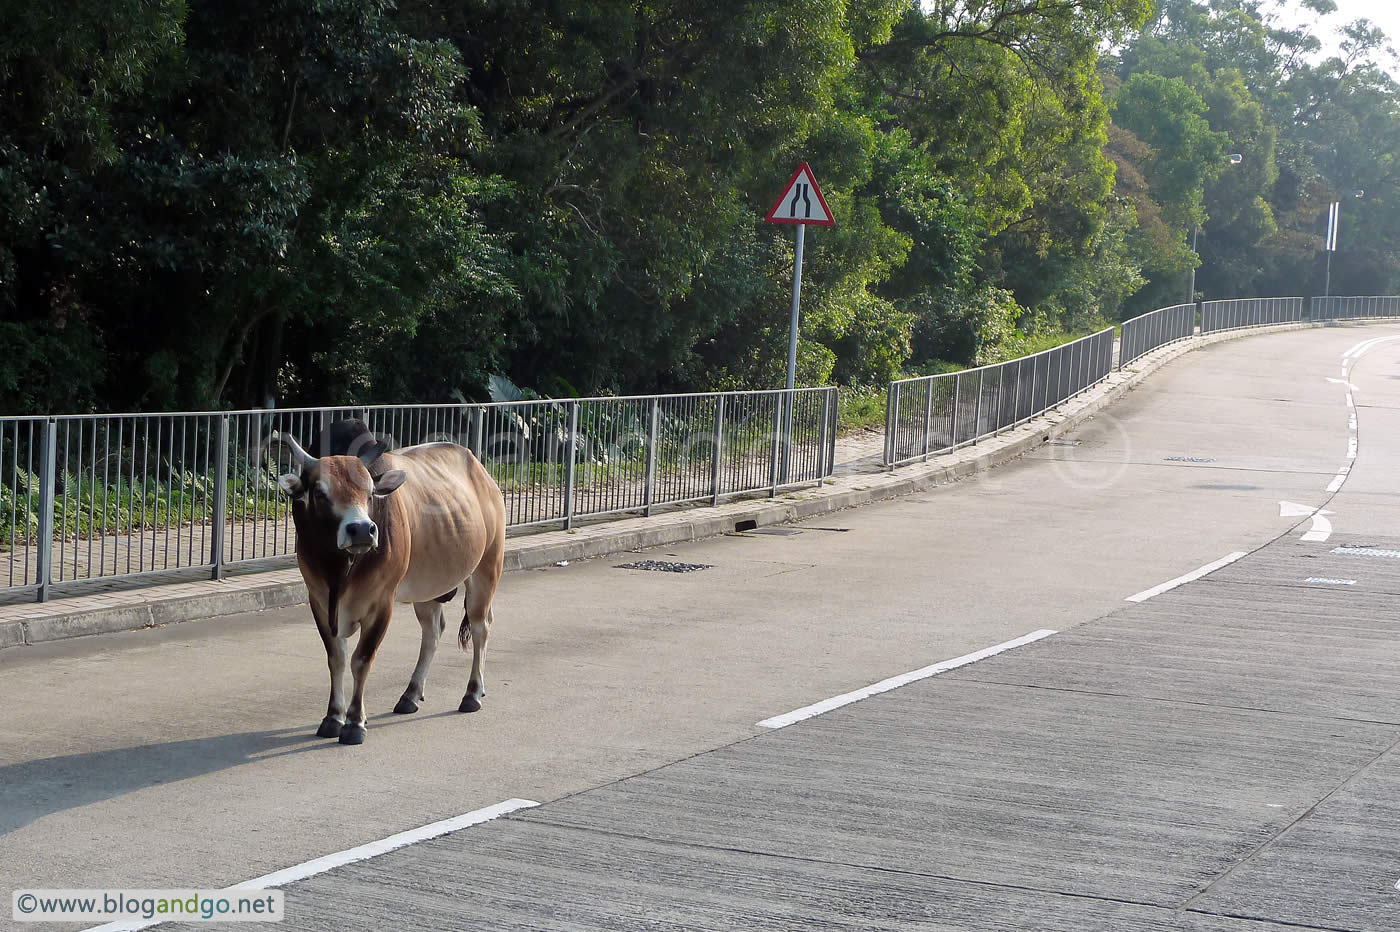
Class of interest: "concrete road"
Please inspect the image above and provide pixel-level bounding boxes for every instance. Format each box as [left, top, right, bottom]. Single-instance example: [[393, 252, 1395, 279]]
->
[[1, 323, 1395, 927], [170, 523, 1400, 931]]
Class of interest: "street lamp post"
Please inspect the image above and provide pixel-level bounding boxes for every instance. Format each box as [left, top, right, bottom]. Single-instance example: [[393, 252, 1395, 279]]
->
[[1187, 154, 1243, 304], [1323, 189, 1365, 299]]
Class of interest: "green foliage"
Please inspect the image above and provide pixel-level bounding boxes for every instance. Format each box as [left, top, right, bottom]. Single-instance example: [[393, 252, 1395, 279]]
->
[[836, 384, 887, 432], [3, 0, 1397, 416]]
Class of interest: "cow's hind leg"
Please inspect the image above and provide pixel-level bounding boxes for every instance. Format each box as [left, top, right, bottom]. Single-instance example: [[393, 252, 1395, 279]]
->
[[340, 608, 392, 745], [395, 601, 447, 714], [458, 567, 500, 713]]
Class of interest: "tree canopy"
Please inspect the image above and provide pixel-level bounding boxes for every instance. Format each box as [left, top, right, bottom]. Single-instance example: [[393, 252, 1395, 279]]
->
[[0, 0, 1396, 414]]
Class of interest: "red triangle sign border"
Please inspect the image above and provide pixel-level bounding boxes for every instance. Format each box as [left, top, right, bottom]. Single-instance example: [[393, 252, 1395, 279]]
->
[[765, 162, 835, 227]]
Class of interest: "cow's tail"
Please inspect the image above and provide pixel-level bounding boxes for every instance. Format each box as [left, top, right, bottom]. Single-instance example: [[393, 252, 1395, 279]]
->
[[456, 581, 472, 651]]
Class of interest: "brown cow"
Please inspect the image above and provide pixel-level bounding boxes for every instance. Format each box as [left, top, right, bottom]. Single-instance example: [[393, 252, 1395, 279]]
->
[[273, 430, 506, 745]]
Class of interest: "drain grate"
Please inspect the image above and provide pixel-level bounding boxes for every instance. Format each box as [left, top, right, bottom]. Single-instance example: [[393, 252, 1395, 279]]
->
[[614, 560, 713, 573], [1165, 456, 1216, 463], [749, 528, 803, 536]]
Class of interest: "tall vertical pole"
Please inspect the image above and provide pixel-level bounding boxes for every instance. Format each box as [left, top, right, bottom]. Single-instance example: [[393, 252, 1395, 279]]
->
[[782, 224, 805, 483], [787, 224, 805, 392], [1324, 200, 1338, 299], [1187, 225, 1199, 304]]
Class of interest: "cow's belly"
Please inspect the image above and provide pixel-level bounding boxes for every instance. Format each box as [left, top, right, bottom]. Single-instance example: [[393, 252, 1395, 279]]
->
[[392, 537, 484, 604], [386, 457, 494, 605], [394, 567, 470, 604]]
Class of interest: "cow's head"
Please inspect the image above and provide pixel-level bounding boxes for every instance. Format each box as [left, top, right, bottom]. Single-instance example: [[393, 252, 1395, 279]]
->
[[273, 431, 406, 555]]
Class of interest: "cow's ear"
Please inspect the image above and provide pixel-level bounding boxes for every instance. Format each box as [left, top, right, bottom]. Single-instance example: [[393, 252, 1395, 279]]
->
[[372, 469, 406, 496], [277, 473, 305, 498]]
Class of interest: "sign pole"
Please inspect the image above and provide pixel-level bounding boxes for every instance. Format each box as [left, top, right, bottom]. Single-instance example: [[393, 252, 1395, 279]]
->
[[781, 224, 805, 483], [1324, 200, 1339, 299], [765, 162, 833, 487], [786, 224, 804, 392]]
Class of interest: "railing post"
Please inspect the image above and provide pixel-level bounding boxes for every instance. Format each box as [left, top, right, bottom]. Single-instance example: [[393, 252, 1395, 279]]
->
[[816, 390, 830, 487], [563, 402, 579, 530], [472, 406, 486, 458], [34, 419, 56, 602], [950, 373, 963, 448], [972, 370, 985, 443], [210, 415, 229, 580], [993, 366, 1006, 437], [1013, 358, 1025, 426], [828, 387, 838, 473], [644, 398, 659, 515], [771, 393, 786, 489], [922, 378, 934, 459], [710, 395, 725, 506]]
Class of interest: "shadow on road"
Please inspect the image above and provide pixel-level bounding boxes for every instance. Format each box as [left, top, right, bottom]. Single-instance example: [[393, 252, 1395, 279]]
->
[[0, 711, 456, 836]]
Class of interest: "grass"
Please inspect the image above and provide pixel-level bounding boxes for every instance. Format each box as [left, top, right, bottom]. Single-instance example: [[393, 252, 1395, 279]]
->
[[837, 386, 888, 432], [2, 419, 811, 544], [0, 465, 289, 547]]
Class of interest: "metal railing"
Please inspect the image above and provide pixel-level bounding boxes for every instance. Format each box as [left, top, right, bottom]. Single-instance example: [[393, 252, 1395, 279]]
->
[[1119, 303, 1195, 369], [0, 388, 837, 602], [1311, 295, 1400, 320], [883, 328, 1114, 467], [1201, 297, 1304, 333]]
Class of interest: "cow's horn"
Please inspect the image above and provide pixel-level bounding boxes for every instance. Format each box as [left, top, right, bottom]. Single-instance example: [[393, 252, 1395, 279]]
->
[[271, 429, 319, 468]]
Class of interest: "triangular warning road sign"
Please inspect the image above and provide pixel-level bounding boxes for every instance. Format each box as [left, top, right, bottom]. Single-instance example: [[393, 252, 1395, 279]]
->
[[765, 162, 835, 226]]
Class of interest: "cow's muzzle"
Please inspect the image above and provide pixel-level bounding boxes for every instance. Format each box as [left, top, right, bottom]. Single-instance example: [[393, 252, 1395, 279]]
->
[[340, 519, 378, 554]]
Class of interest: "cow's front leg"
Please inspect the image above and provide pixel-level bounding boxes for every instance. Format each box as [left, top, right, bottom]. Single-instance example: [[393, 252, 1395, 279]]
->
[[311, 597, 348, 739], [340, 609, 392, 745], [319, 634, 350, 738]]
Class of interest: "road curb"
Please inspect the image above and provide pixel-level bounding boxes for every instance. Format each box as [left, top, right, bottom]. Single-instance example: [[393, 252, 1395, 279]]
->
[[2, 320, 1328, 650]]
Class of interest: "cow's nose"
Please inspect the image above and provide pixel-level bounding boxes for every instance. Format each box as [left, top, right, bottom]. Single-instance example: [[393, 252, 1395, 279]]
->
[[343, 520, 377, 550]]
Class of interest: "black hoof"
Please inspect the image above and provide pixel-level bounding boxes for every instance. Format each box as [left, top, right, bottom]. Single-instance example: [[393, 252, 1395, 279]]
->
[[393, 695, 420, 715], [317, 717, 343, 739], [458, 694, 482, 713], [339, 724, 367, 745]]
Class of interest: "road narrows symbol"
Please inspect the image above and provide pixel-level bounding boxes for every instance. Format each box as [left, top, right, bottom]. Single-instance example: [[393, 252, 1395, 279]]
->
[[765, 164, 834, 226]]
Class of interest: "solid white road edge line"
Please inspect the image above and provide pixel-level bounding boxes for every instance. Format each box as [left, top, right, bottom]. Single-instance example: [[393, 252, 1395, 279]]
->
[[1301, 514, 1334, 542], [755, 629, 1058, 730], [1124, 552, 1249, 603], [81, 798, 540, 932], [1347, 334, 1400, 363], [1342, 338, 1370, 358]]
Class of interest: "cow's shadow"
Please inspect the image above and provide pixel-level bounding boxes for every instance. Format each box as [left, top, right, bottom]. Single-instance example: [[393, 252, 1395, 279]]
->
[[0, 710, 456, 836]]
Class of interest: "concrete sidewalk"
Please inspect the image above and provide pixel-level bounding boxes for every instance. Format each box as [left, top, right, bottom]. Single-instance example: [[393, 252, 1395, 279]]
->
[[0, 322, 1316, 651]]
